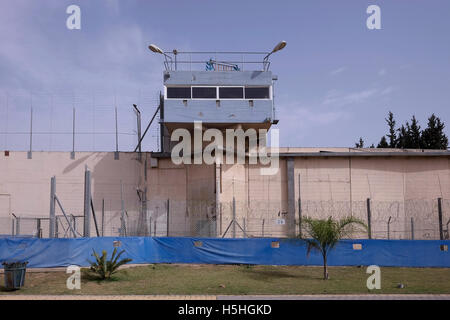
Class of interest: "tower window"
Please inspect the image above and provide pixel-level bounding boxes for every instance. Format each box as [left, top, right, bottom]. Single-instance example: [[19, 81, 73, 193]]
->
[[192, 87, 217, 99], [219, 87, 244, 99], [167, 87, 191, 99], [245, 87, 270, 99]]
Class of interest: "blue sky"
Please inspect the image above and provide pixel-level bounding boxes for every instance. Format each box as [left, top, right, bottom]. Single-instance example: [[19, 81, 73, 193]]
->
[[0, 0, 449, 151]]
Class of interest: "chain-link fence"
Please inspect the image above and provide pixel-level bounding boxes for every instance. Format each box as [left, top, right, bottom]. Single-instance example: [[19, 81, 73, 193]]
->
[[2, 215, 84, 238], [3, 198, 449, 240], [299, 199, 450, 240], [0, 92, 161, 153], [101, 198, 450, 240]]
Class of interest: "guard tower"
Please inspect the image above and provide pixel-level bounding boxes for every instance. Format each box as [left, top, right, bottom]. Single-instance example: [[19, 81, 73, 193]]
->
[[148, 42, 286, 153]]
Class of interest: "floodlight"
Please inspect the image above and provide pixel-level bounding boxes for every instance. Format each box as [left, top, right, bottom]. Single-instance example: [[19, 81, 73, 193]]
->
[[264, 41, 287, 61], [148, 44, 164, 54], [271, 41, 287, 53]]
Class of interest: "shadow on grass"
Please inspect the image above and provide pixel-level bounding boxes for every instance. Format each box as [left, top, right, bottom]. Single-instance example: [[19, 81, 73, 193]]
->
[[0, 285, 19, 292], [239, 268, 322, 282], [81, 270, 120, 283]]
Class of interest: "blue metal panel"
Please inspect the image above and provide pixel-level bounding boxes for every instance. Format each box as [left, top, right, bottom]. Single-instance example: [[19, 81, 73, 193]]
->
[[163, 71, 274, 124], [164, 71, 273, 86], [164, 99, 273, 123]]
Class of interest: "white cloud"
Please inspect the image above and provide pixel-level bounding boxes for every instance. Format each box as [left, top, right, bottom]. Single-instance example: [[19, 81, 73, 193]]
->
[[381, 86, 394, 95], [378, 68, 387, 76], [0, 2, 163, 151], [330, 67, 346, 76], [275, 101, 350, 145], [322, 88, 379, 107]]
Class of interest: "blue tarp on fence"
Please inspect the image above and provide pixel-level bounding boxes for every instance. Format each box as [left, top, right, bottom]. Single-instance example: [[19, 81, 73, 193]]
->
[[0, 237, 448, 268]]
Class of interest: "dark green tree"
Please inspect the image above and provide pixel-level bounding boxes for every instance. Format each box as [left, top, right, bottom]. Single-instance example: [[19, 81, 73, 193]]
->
[[421, 114, 449, 150], [396, 124, 412, 149], [358, 112, 447, 150], [386, 111, 397, 148], [377, 136, 389, 148], [408, 116, 422, 149], [355, 137, 364, 148]]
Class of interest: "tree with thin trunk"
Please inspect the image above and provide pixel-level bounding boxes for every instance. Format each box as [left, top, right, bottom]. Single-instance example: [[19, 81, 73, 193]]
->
[[300, 216, 367, 280], [355, 137, 364, 148], [377, 136, 389, 148], [386, 111, 397, 148], [409, 115, 422, 149], [396, 124, 410, 149]]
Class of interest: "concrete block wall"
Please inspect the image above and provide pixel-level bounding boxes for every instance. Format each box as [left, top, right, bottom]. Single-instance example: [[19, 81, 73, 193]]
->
[[0, 151, 143, 237], [0, 150, 448, 239], [146, 159, 216, 237], [212, 155, 449, 239]]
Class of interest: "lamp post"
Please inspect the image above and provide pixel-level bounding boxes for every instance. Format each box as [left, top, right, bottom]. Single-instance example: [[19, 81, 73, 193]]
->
[[148, 44, 175, 70], [263, 41, 287, 70]]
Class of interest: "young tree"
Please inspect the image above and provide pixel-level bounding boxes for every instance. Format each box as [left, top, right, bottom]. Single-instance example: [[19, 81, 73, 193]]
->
[[386, 111, 397, 148], [396, 124, 410, 149], [364, 112, 447, 150], [408, 116, 422, 149], [421, 114, 449, 150], [355, 137, 364, 148], [300, 217, 367, 280], [377, 136, 389, 148]]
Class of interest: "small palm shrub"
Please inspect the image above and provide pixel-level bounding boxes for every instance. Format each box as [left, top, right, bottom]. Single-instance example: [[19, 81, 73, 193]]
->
[[300, 216, 367, 280], [88, 248, 132, 280]]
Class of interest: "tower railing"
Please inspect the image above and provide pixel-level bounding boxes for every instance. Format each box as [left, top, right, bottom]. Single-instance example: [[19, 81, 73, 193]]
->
[[159, 51, 272, 72]]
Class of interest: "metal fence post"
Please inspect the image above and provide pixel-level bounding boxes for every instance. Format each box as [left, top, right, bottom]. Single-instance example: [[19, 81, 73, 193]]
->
[[147, 210, 151, 237], [166, 198, 170, 237], [219, 203, 222, 236], [411, 217, 414, 240], [120, 180, 125, 236], [387, 216, 392, 240], [71, 107, 75, 159], [101, 198, 105, 237], [141, 188, 148, 236], [287, 158, 295, 237], [16, 217, 20, 236], [298, 174, 302, 238], [27, 106, 32, 159], [114, 107, 119, 160], [83, 167, 91, 237], [55, 216, 59, 238], [133, 104, 142, 161], [72, 215, 76, 237], [438, 198, 443, 240], [49, 176, 56, 238], [262, 219, 265, 237], [232, 197, 236, 238], [366, 198, 372, 239], [37, 218, 42, 238]]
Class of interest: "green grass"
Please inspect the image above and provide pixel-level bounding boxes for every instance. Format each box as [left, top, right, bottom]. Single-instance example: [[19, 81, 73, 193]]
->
[[1, 264, 449, 295]]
